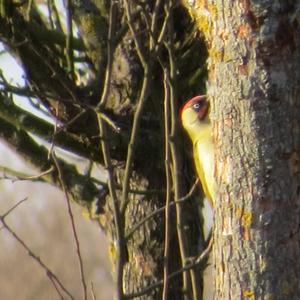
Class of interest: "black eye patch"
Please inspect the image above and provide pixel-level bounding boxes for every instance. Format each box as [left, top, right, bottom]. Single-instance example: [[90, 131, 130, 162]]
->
[[192, 101, 204, 112]]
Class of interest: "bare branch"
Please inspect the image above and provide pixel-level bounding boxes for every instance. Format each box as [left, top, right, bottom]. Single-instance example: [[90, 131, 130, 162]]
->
[[150, 0, 163, 50], [0, 203, 74, 299], [124, 240, 213, 299], [51, 152, 88, 300], [97, 114, 125, 300], [0, 95, 99, 163], [162, 68, 171, 300], [90, 282, 97, 300], [97, 0, 117, 110], [47, 0, 63, 32], [26, 0, 34, 20], [123, 0, 148, 66], [97, 112, 120, 133], [66, 0, 75, 79], [120, 65, 152, 214], [0, 166, 53, 182], [165, 10, 202, 298], [125, 179, 199, 241], [1, 197, 28, 219]]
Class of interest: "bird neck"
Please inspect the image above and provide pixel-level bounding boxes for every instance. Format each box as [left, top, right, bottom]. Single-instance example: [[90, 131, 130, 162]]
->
[[187, 119, 211, 144]]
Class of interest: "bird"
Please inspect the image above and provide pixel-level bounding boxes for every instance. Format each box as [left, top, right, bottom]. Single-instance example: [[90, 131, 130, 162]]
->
[[180, 95, 216, 205]]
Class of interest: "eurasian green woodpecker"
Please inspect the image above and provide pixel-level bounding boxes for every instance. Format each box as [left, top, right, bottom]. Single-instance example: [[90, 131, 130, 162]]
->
[[181, 95, 216, 205]]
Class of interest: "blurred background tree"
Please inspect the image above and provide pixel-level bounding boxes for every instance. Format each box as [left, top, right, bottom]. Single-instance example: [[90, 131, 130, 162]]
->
[[0, 143, 113, 299], [0, 1, 209, 299]]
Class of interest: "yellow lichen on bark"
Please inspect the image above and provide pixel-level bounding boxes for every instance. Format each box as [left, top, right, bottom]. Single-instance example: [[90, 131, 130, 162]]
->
[[243, 289, 255, 298], [182, 0, 218, 42]]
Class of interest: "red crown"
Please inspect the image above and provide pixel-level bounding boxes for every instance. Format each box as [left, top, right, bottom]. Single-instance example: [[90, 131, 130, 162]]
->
[[180, 95, 206, 117]]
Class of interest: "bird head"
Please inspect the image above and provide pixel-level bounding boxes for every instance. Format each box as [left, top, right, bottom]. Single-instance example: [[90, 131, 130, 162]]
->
[[180, 95, 210, 140]]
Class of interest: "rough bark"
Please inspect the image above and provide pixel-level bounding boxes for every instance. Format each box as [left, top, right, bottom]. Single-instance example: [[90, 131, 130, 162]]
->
[[186, 0, 300, 298]]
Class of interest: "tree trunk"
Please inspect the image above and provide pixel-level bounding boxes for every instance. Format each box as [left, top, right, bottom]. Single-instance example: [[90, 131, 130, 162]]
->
[[187, 0, 300, 298]]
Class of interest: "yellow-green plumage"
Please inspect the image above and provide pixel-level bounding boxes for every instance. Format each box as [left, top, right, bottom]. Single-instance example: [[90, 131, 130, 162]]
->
[[181, 97, 215, 205]]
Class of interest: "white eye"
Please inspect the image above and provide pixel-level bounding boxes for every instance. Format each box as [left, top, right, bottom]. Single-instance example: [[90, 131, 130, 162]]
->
[[192, 102, 203, 111]]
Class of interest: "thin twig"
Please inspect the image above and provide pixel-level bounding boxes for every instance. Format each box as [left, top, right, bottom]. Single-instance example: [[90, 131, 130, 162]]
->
[[167, 65, 191, 299], [56, 109, 87, 134], [119, 1, 157, 214], [125, 179, 198, 241], [48, 0, 63, 32], [156, 3, 173, 47], [91, 282, 97, 300], [26, 0, 33, 20], [150, 0, 163, 50], [66, 0, 75, 79], [1, 197, 28, 219], [91, 176, 164, 196], [97, 0, 117, 110], [97, 115, 125, 300], [0, 202, 74, 299], [94, 4, 126, 296], [112, 7, 142, 46], [51, 152, 88, 300], [124, 0, 147, 67], [48, 111, 59, 160], [0, 166, 53, 182], [120, 65, 152, 214], [97, 112, 120, 133], [47, 0, 55, 29], [0, 80, 34, 98], [165, 10, 201, 298], [162, 69, 171, 300], [124, 239, 213, 299], [48, 277, 64, 300], [25, 38, 80, 105]]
